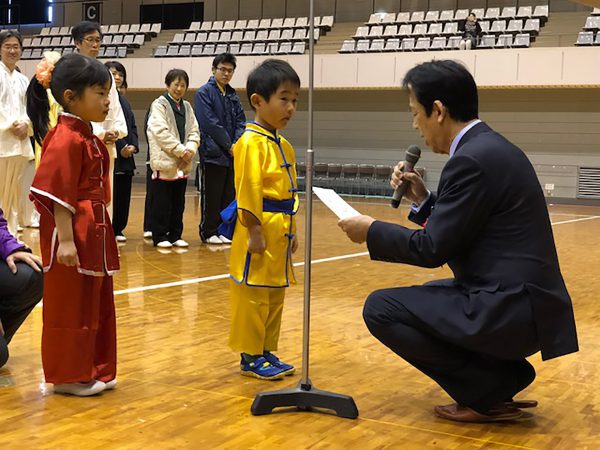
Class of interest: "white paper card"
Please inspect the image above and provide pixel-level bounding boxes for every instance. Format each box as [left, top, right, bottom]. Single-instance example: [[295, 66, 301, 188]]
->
[[313, 187, 361, 220]]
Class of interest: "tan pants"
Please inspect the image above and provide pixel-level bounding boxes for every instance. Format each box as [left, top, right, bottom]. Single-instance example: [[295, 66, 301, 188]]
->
[[229, 279, 286, 355], [19, 159, 37, 227], [0, 156, 29, 235]]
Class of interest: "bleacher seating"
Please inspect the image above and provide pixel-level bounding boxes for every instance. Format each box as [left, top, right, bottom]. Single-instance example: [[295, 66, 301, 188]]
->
[[20, 22, 161, 59], [575, 12, 600, 46], [342, 5, 548, 53], [157, 15, 333, 57]]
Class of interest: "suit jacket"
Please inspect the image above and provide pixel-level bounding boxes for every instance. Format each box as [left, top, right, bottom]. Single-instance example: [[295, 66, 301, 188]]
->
[[114, 94, 139, 174], [367, 122, 578, 361]]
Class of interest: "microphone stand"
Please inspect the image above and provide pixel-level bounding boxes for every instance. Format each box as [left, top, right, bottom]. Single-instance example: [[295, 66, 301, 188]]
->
[[250, 0, 358, 419]]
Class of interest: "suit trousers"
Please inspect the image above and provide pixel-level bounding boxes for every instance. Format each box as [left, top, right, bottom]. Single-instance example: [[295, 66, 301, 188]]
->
[[362, 281, 537, 413], [151, 178, 187, 245], [112, 172, 133, 236], [0, 260, 44, 368], [199, 162, 234, 241]]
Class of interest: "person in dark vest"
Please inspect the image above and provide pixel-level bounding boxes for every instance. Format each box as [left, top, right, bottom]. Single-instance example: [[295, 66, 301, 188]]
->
[[338, 60, 578, 423], [194, 53, 246, 245]]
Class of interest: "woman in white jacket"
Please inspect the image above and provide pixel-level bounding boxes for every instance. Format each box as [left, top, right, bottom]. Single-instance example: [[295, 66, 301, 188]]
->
[[147, 69, 200, 249]]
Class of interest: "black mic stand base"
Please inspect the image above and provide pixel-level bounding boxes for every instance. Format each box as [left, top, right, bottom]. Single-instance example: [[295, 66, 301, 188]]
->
[[251, 380, 359, 419]]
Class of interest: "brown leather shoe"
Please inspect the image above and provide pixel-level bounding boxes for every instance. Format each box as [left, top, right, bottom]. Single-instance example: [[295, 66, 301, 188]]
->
[[434, 403, 523, 423], [504, 399, 538, 409]]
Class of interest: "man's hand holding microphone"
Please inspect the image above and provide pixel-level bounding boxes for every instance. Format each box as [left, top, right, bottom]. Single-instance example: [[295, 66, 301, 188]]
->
[[338, 146, 427, 244]]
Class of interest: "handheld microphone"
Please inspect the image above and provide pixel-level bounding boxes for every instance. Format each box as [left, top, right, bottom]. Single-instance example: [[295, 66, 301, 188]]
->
[[390, 145, 421, 208]]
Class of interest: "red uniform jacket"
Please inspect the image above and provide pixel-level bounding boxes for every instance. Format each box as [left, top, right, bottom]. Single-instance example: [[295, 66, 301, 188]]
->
[[30, 114, 119, 276]]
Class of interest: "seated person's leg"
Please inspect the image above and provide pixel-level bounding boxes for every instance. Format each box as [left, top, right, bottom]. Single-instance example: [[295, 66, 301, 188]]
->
[[0, 333, 7, 368], [0, 259, 44, 345]]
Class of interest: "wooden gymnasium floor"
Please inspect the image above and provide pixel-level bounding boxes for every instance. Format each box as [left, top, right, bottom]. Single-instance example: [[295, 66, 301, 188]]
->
[[1, 186, 599, 449]]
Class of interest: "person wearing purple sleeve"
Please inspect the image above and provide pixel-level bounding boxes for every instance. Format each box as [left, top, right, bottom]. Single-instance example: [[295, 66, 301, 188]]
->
[[0, 207, 43, 368]]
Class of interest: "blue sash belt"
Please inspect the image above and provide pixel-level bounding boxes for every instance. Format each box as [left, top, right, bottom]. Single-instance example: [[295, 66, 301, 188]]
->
[[217, 198, 296, 240]]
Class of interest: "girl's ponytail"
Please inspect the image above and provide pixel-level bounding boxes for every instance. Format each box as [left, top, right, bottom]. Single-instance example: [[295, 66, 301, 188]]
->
[[26, 51, 61, 146]]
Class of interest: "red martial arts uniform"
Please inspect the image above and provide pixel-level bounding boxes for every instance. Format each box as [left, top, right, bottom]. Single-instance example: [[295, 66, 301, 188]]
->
[[30, 113, 119, 384]]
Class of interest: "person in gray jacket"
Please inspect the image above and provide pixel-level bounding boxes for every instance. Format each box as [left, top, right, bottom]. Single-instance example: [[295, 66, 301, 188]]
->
[[194, 53, 246, 245], [147, 69, 200, 249]]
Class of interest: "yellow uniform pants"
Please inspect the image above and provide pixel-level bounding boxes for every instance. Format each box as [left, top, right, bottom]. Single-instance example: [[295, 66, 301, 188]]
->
[[229, 279, 286, 355]]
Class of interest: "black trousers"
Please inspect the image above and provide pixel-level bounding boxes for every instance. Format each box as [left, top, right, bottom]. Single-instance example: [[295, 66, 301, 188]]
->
[[362, 282, 537, 413], [143, 165, 154, 233], [112, 172, 133, 236], [0, 260, 44, 368], [199, 162, 235, 241], [151, 178, 187, 245]]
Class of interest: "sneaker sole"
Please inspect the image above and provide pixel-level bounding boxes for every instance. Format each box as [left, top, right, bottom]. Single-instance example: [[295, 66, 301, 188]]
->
[[240, 370, 285, 381]]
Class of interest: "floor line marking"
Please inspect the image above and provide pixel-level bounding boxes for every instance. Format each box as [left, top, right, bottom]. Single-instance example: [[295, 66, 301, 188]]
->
[[33, 214, 599, 303]]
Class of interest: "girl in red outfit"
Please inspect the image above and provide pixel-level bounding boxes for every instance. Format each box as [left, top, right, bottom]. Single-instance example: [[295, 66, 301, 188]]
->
[[28, 53, 119, 396]]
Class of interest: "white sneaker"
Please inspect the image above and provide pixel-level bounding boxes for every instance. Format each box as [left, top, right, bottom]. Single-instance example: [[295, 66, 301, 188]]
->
[[205, 235, 223, 245], [103, 379, 117, 390], [143, 231, 152, 238], [156, 241, 173, 248], [172, 239, 189, 248], [54, 380, 106, 396], [218, 235, 232, 244], [116, 235, 127, 242]]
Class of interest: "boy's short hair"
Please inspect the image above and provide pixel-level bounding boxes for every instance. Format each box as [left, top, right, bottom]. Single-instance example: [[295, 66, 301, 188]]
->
[[246, 59, 300, 108], [165, 69, 189, 88], [212, 52, 237, 70], [72, 21, 102, 42]]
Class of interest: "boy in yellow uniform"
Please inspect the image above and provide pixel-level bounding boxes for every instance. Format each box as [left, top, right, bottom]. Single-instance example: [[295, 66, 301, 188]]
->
[[224, 59, 300, 380]]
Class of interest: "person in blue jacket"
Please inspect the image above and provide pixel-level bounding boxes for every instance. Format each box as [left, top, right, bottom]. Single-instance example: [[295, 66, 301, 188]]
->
[[194, 53, 246, 245]]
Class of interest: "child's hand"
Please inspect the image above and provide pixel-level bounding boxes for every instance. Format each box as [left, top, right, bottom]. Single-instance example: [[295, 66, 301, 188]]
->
[[103, 130, 118, 145], [248, 226, 266, 254], [291, 235, 298, 253], [57, 240, 79, 267]]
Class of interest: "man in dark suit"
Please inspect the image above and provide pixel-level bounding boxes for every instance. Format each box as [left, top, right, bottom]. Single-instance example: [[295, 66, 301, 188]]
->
[[338, 60, 578, 423]]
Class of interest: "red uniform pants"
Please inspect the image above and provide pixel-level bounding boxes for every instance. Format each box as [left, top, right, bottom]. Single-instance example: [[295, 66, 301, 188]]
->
[[42, 263, 116, 384]]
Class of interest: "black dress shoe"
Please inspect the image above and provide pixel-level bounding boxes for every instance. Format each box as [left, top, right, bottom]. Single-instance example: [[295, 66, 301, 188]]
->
[[504, 399, 538, 409], [434, 403, 524, 423]]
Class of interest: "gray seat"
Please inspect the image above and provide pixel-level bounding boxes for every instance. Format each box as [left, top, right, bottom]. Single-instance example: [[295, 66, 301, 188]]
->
[[425, 11, 439, 22], [431, 36, 446, 50], [584, 16, 600, 31], [222, 20, 235, 31], [401, 37, 415, 51], [396, 12, 410, 24], [255, 30, 268, 41], [413, 24, 428, 36], [354, 26, 369, 39], [189, 22, 200, 32], [398, 24, 412, 37], [258, 19, 271, 29], [229, 43, 240, 54], [291, 42, 306, 54], [484, 7, 500, 21], [383, 38, 400, 52], [247, 19, 259, 30], [252, 43, 266, 55], [415, 37, 430, 51], [178, 45, 191, 57], [278, 42, 292, 53], [154, 45, 167, 57], [516, 6, 533, 19], [427, 23, 443, 36], [267, 42, 279, 54], [268, 29, 281, 41], [439, 10, 454, 22], [191, 44, 203, 56], [478, 35, 496, 48], [495, 34, 513, 48], [383, 25, 398, 37], [575, 31, 594, 46], [339, 39, 355, 53], [215, 43, 228, 54], [239, 43, 253, 55], [490, 20, 507, 34], [442, 22, 458, 35], [184, 32, 196, 43], [166, 45, 179, 57], [513, 33, 530, 48], [212, 21, 224, 31], [356, 39, 370, 52], [507, 20, 523, 34], [500, 7, 517, 20], [454, 9, 469, 21], [202, 43, 216, 55], [410, 11, 425, 23], [524, 18, 540, 35], [369, 25, 384, 38], [370, 38, 385, 52]]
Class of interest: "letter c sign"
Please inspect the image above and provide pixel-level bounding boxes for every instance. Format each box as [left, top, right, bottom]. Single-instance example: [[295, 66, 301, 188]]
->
[[83, 2, 102, 22]]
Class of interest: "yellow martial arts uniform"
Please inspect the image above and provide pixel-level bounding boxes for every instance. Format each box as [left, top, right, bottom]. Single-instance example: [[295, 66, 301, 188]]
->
[[228, 122, 299, 354]]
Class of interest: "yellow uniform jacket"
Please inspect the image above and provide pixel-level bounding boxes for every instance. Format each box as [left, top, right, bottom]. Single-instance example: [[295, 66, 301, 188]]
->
[[229, 122, 299, 287]]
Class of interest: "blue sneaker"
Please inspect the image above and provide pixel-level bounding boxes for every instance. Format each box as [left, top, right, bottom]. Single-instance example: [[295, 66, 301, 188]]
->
[[240, 356, 285, 380], [263, 352, 295, 376]]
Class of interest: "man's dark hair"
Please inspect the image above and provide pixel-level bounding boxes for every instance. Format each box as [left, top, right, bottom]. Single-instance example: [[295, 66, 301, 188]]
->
[[165, 68, 189, 87], [0, 30, 23, 47], [212, 52, 237, 70], [402, 60, 478, 122], [246, 59, 300, 108], [72, 21, 102, 42]]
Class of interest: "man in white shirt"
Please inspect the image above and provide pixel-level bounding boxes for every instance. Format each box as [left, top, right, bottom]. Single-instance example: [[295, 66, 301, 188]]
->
[[0, 30, 34, 235], [72, 21, 128, 216]]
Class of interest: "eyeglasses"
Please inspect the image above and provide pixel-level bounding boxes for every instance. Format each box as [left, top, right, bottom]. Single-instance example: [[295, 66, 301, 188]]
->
[[1, 45, 21, 52], [83, 37, 102, 44], [216, 67, 235, 75]]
